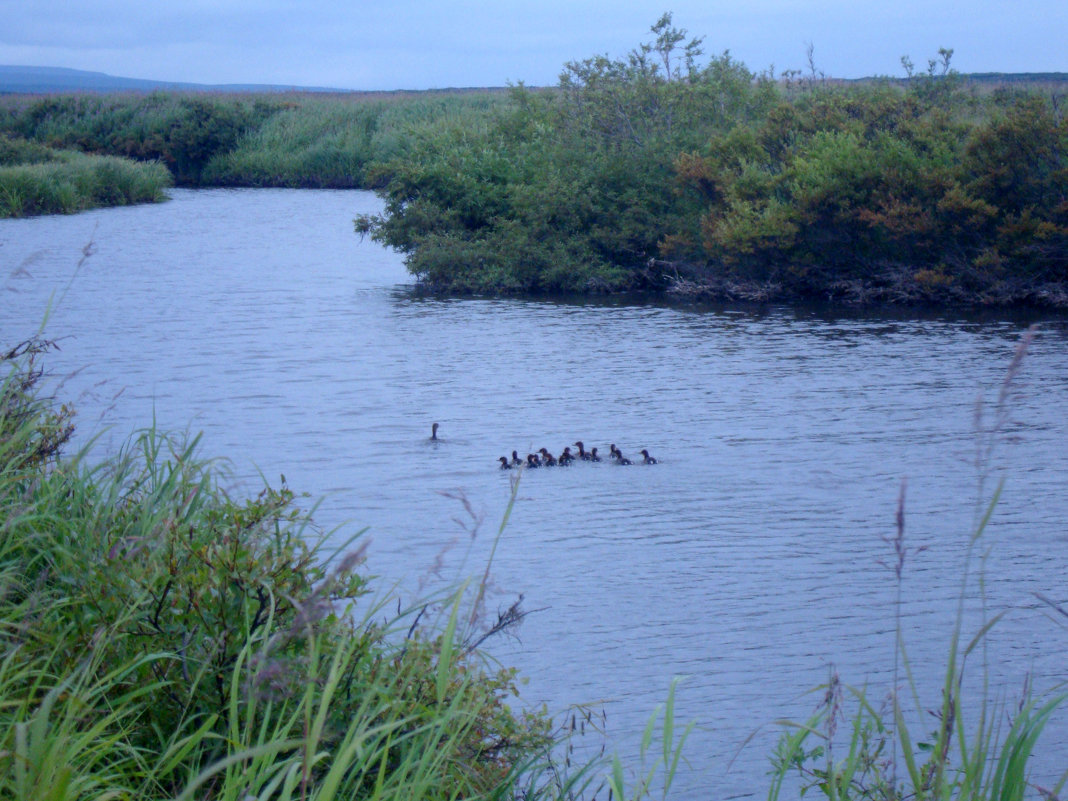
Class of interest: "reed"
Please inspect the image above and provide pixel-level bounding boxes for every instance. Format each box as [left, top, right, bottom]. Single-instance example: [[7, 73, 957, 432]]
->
[[767, 326, 1068, 801], [0, 147, 171, 217], [202, 93, 511, 187], [0, 90, 512, 193]]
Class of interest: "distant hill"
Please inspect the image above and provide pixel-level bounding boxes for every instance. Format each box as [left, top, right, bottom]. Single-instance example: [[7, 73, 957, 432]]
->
[[4, 64, 1065, 97], [0, 65, 348, 94]]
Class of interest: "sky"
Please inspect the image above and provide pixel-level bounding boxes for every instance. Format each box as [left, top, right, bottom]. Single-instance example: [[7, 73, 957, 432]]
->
[[1, 1, 1065, 91]]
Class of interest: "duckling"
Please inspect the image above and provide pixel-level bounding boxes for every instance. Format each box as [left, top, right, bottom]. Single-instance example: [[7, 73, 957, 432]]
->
[[538, 448, 558, 467], [511, 450, 523, 467], [640, 449, 658, 465], [526, 453, 541, 468], [574, 441, 591, 461], [430, 422, 439, 441], [609, 444, 620, 459], [589, 447, 602, 462], [499, 456, 513, 470], [559, 446, 575, 465], [613, 448, 632, 466]]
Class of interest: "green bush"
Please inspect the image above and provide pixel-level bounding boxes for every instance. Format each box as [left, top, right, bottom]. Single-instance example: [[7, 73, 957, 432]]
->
[[0, 150, 172, 217], [354, 19, 1066, 302]]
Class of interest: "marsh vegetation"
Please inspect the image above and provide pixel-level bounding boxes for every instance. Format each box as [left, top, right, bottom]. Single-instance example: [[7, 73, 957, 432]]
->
[[3, 15, 1065, 306], [0, 133, 171, 216]]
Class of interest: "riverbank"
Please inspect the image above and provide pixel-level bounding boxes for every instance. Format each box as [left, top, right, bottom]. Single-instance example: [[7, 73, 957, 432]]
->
[[649, 259, 1068, 309]]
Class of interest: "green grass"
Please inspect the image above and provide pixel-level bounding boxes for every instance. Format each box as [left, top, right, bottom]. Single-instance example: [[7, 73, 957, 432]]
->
[[201, 93, 507, 188], [0, 140, 172, 217]]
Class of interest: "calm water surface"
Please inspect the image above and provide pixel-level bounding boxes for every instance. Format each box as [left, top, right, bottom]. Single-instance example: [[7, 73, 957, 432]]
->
[[4, 189, 1068, 798]]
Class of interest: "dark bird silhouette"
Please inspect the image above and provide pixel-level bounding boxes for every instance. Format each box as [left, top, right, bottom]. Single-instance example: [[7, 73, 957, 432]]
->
[[499, 456, 513, 469], [559, 446, 575, 465], [430, 422, 439, 440], [589, 447, 602, 462], [640, 449, 658, 464], [511, 450, 523, 467], [526, 453, 541, 468], [538, 448, 558, 467], [613, 448, 632, 465], [574, 441, 591, 460]]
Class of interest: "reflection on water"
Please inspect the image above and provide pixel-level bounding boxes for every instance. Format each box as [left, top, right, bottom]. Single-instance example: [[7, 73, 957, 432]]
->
[[4, 189, 1068, 798]]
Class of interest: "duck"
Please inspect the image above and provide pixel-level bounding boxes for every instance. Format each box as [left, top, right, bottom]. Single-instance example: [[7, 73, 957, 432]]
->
[[499, 456, 513, 470], [526, 453, 541, 468], [559, 446, 575, 465], [511, 450, 523, 467], [430, 422, 439, 441], [589, 447, 602, 462], [613, 448, 632, 466], [574, 441, 591, 461], [640, 449, 658, 465], [538, 448, 558, 467], [609, 444, 620, 459]]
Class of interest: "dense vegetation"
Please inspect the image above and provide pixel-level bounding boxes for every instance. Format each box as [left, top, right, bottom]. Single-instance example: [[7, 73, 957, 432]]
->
[[0, 337, 611, 801], [354, 16, 1067, 305], [0, 133, 171, 216], [2, 16, 1066, 306], [0, 90, 506, 190]]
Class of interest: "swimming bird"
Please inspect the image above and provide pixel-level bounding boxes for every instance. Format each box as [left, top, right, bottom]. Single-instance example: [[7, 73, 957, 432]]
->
[[574, 441, 591, 461], [613, 448, 632, 465], [511, 450, 523, 467], [559, 446, 575, 465], [609, 444, 620, 459], [589, 447, 602, 462], [640, 449, 658, 464], [526, 453, 541, 468], [499, 456, 513, 469], [430, 422, 439, 440], [538, 448, 558, 467]]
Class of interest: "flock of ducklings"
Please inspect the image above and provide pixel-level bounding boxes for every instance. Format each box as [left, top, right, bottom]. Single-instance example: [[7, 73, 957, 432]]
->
[[498, 441, 657, 470], [428, 424, 656, 469]]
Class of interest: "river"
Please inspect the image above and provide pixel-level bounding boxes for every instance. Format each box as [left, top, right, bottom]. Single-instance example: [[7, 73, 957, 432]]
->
[[3, 188, 1068, 799]]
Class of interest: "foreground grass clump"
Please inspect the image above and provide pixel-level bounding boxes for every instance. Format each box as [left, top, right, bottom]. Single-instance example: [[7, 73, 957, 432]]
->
[[0, 338, 583, 800], [0, 134, 172, 217]]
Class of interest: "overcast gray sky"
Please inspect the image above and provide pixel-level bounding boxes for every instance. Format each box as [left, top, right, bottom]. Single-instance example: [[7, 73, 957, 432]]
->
[[2, 1, 1065, 90]]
